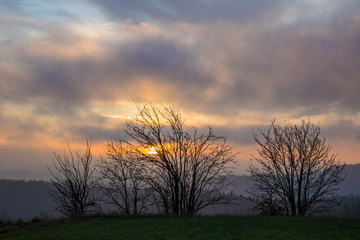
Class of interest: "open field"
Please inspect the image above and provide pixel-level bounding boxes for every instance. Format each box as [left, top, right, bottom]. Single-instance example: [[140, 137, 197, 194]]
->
[[1, 216, 360, 240]]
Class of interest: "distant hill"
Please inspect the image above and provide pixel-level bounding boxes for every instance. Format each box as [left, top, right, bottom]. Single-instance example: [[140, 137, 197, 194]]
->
[[0, 180, 57, 221], [0, 164, 359, 220], [339, 164, 360, 195], [230, 163, 360, 196], [0, 170, 51, 181]]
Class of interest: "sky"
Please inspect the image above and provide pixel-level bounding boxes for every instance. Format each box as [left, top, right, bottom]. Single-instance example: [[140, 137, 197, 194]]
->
[[1, 0, 360, 178]]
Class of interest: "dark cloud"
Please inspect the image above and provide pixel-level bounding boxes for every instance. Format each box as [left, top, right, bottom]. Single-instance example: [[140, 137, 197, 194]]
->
[[0, 30, 216, 118], [67, 114, 128, 142], [71, 124, 126, 142], [322, 120, 360, 143], [110, 37, 211, 88], [210, 125, 256, 146], [208, 15, 360, 116], [0, 145, 53, 173], [2, 10, 360, 120]]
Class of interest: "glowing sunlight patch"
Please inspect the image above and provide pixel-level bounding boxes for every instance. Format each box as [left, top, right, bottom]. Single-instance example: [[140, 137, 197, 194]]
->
[[146, 146, 159, 155]]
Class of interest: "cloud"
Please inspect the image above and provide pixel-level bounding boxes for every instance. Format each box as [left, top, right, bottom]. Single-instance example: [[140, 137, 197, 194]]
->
[[1, 0, 360, 173], [201, 16, 360, 116], [1, 22, 212, 115], [88, 0, 284, 23], [2, 11, 360, 124], [0, 144, 53, 172], [200, 125, 256, 146], [322, 119, 360, 143]]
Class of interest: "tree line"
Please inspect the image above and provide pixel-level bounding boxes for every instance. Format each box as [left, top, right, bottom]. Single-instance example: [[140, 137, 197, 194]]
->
[[48, 104, 345, 217]]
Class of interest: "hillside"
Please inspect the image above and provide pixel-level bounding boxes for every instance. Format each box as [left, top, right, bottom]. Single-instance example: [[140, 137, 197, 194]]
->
[[0, 180, 57, 221], [230, 164, 360, 196], [0, 164, 359, 220]]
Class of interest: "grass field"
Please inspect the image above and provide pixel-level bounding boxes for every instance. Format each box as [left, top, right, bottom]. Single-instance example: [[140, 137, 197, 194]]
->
[[1, 215, 360, 240]]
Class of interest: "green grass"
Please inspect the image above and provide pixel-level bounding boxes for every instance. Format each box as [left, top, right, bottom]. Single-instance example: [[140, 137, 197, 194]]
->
[[1, 215, 360, 240]]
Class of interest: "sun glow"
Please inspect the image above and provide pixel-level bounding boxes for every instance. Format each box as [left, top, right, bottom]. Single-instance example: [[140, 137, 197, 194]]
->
[[147, 146, 158, 155]]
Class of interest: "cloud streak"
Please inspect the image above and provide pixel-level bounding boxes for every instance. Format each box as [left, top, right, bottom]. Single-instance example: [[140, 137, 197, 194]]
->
[[88, 0, 284, 23]]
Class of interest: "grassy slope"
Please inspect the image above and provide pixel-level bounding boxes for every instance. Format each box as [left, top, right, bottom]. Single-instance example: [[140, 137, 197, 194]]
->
[[2, 216, 360, 240]]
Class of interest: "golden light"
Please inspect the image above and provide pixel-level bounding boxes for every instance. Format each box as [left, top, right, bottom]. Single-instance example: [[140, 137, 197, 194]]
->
[[147, 146, 158, 155], [144, 143, 173, 155]]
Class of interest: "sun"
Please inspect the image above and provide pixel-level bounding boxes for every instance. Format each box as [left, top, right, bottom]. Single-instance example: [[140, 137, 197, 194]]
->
[[147, 146, 158, 155]]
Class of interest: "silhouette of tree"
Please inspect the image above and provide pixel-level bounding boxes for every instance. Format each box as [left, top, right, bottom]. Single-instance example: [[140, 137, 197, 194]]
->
[[98, 140, 148, 215], [125, 104, 237, 215], [47, 140, 99, 217], [248, 119, 345, 216]]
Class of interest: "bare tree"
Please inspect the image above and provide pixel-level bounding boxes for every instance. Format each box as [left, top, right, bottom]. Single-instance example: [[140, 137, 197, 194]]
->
[[48, 140, 99, 217], [125, 104, 237, 215], [248, 119, 346, 216], [249, 188, 284, 216], [98, 140, 148, 215]]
